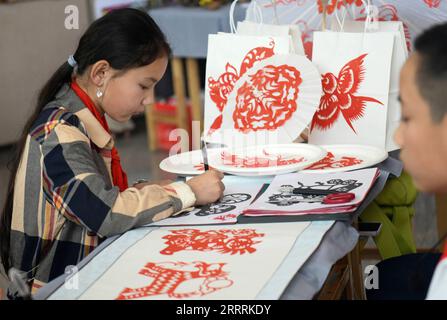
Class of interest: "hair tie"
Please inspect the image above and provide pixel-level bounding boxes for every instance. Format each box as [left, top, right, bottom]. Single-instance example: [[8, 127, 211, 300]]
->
[[67, 55, 78, 68]]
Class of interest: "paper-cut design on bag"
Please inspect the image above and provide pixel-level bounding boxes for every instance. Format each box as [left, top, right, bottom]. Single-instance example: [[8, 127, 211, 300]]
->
[[310, 54, 383, 133], [221, 150, 305, 168], [232, 64, 302, 132], [305, 152, 363, 170], [116, 261, 233, 300], [207, 41, 276, 135], [160, 228, 265, 255], [267, 179, 363, 206], [424, 0, 441, 8], [317, 0, 363, 14]]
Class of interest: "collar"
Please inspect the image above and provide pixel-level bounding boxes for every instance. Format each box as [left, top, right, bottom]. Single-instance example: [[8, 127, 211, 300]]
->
[[49, 84, 114, 149]]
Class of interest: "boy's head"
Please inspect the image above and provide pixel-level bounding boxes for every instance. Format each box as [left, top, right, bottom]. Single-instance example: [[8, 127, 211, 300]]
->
[[395, 23, 447, 193]]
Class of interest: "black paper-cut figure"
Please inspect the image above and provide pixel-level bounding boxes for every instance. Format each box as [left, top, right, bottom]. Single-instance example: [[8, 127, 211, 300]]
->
[[195, 193, 252, 217], [170, 193, 252, 218], [267, 179, 362, 206]]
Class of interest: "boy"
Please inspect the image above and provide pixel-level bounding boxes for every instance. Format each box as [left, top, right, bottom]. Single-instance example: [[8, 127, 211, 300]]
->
[[367, 22, 447, 300]]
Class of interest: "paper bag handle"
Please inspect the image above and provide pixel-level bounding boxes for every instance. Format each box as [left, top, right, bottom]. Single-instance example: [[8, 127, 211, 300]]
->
[[333, 0, 377, 33], [230, 0, 264, 34]]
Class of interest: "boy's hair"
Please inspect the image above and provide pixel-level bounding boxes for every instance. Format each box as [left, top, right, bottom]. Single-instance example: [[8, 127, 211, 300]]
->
[[415, 22, 447, 123], [0, 8, 171, 272]]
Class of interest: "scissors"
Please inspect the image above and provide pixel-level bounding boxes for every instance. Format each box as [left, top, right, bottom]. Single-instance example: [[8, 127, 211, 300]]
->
[[291, 188, 355, 204], [322, 192, 355, 204]]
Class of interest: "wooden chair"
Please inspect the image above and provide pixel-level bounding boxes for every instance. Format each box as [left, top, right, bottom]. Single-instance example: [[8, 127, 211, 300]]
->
[[145, 57, 203, 152], [316, 238, 366, 300], [316, 255, 354, 300]]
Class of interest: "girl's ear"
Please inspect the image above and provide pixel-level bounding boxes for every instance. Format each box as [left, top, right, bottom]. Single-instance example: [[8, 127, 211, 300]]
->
[[89, 60, 111, 87]]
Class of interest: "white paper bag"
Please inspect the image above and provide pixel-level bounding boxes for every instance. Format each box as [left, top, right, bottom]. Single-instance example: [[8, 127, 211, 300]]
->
[[308, 30, 394, 150], [204, 33, 290, 145], [237, 20, 305, 55], [332, 20, 408, 151]]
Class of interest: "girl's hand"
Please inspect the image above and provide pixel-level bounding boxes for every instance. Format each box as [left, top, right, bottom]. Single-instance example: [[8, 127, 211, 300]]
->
[[186, 169, 225, 206]]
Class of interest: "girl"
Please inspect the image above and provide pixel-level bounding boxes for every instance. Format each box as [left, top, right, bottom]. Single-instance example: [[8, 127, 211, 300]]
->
[[0, 8, 224, 298]]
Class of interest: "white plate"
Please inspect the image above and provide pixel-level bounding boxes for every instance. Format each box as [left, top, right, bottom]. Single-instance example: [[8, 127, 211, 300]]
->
[[159, 149, 223, 176], [208, 143, 326, 177], [302, 144, 388, 174]]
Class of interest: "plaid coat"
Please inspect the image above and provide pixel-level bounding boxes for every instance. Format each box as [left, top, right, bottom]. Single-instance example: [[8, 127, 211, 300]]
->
[[8, 84, 196, 295]]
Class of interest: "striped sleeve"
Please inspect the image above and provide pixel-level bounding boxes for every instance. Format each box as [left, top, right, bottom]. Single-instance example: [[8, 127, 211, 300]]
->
[[41, 122, 196, 237]]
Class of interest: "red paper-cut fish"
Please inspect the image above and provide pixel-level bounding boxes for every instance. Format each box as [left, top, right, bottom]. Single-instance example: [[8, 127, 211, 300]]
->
[[310, 53, 383, 133]]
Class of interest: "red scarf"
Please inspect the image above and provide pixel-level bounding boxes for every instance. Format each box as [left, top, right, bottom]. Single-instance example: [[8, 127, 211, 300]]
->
[[70, 80, 128, 192], [442, 242, 447, 261]]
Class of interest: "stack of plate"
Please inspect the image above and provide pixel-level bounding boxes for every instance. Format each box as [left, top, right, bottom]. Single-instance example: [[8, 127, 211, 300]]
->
[[159, 143, 388, 177]]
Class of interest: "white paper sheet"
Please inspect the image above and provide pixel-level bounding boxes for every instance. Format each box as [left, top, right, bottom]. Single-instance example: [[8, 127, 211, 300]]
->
[[78, 222, 311, 300], [243, 168, 378, 215]]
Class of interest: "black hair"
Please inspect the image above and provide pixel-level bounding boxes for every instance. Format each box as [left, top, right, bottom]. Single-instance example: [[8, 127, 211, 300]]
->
[[414, 22, 447, 123], [0, 8, 171, 272]]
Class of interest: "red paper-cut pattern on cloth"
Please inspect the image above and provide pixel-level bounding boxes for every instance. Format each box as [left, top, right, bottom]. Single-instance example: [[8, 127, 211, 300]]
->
[[317, 0, 363, 14], [221, 150, 305, 168], [305, 152, 363, 170], [160, 228, 265, 255], [207, 41, 276, 135], [310, 53, 383, 133], [213, 214, 238, 222], [233, 64, 302, 132], [116, 261, 233, 300], [424, 0, 441, 8]]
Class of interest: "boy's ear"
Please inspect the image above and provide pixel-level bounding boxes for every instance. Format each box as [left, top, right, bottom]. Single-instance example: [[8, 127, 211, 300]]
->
[[89, 60, 111, 87]]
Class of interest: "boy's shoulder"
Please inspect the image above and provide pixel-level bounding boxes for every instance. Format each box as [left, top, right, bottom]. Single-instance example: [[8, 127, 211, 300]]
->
[[426, 255, 447, 299]]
